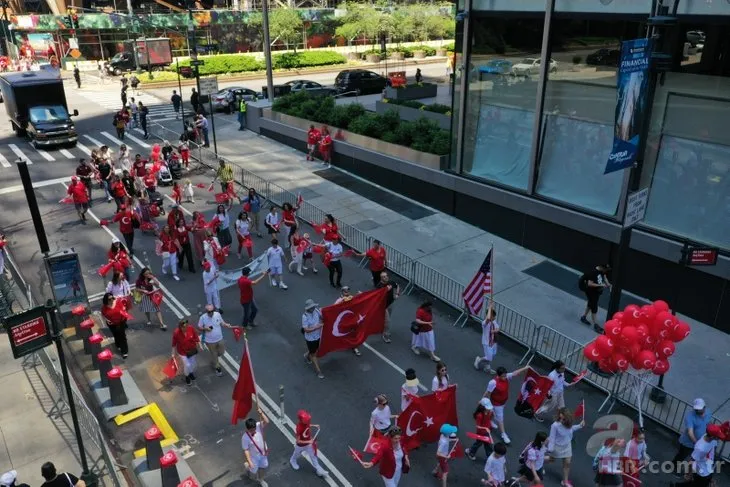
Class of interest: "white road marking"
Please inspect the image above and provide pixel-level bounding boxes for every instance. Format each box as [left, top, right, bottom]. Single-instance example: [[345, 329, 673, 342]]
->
[[28, 143, 55, 161], [0, 176, 71, 195], [100, 131, 123, 146], [76, 142, 92, 156], [0, 151, 10, 168], [124, 132, 151, 149], [8, 144, 31, 164], [82, 134, 106, 147], [59, 148, 75, 159]]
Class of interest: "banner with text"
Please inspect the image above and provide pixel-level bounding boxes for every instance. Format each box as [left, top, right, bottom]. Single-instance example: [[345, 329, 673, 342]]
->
[[605, 38, 652, 174]]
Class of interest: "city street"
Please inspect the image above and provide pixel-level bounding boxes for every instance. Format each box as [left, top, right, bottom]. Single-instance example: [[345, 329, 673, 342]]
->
[[0, 83, 691, 487]]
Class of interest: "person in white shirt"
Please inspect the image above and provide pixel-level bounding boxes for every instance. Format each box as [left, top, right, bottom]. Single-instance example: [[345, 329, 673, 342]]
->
[[433, 424, 458, 486], [474, 300, 499, 374], [334, 286, 361, 356], [235, 211, 253, 260], [203, 230, 221, 273], [546, 407, 584, 487], [265, 238, 287, 290], [106, 271, 131, 298], [370, 394, 394, 433], [624, 431, 649, 478], [401, 368, 420, 411], [482, 442, 507, 486], [594, 438, 625, 487], [201, 261, 220, 311], [117, 144, 131, 174], [264, 206, 280, 235], [197, 304, 237, 377], [535, 360, 574, 422], [513, 431, 548, 485], [301, 299, 324, 378], [674, 425, 722, 487], [242, 411, 270, 485], [432, 361, 449, 391], [325, 236, 344, 288]]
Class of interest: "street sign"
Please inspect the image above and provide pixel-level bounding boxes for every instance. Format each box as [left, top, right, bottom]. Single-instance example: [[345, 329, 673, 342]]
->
[[190, 60, 205, 67], [3, 306, 52, 359], [70, 49, 82, 59], [199, 77, 218, 96], [687, 247, 719, 266], [623, 188, 649, 228]]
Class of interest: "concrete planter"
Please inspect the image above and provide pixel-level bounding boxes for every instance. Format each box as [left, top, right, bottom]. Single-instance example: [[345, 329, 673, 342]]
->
[[365, 54, 382, 63], [412, 50, 427, 59], [390, 51, 405, 60], [436, 48, 448, 57], [259, 109, 447, 170], [347, 52, 360, 61], [375, 101, 450, 130], [384, 82, 438, 101]]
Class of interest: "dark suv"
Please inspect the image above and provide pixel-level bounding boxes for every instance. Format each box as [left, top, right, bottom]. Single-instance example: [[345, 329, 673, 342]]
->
[[334, 69, 387, 96]]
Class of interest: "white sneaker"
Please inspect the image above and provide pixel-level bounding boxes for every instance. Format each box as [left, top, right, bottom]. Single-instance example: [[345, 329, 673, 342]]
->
[[280, 283, 288, 290], [411, 346, 420, 356], [501, 432, 511, 444], [289, 460, 300, 471], [302, 266, 309, 270], [297, 271, 304, 276], [473, 356, 482, 370], [272, 281, 278, 287], [316, 469, 328, 477], [173, 275, 180, 281]]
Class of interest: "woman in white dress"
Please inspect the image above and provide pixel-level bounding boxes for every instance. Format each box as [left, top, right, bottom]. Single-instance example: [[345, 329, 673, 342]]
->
[[235, 211, 253, 260], [117, 144, 131, 174], [411, 300, 440, 362], [546, 407, 584, 487]]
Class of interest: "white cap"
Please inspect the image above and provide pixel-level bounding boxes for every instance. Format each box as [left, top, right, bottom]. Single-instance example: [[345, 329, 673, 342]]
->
[[111, 237, 120, 244], [693, 398, 706, 410], [479, 398, 493, 410], [1, 470, 17, 486]]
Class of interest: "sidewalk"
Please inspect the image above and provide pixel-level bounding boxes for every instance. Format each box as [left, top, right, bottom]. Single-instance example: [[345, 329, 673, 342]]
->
[[189, 121, 730, 420]]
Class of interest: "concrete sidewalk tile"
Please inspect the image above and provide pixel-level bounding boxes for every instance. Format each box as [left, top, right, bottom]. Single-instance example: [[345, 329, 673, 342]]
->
[[354, 219, 381, 231], [336, 211, 370, 225], [0, 426, 11, 473], [0, 372, 45, 422], [1, 409, 74, 467]]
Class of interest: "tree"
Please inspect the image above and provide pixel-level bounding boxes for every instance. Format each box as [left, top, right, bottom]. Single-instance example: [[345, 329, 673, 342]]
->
[[426, 15, 454, 43], [270, 9, 304, 52]]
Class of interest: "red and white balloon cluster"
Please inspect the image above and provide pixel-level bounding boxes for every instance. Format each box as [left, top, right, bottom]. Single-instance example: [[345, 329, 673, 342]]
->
[[583, 300, 690, 375]]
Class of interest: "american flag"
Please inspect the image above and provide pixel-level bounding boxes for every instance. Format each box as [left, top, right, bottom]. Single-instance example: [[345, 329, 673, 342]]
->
[[462, 249, 492, 315]]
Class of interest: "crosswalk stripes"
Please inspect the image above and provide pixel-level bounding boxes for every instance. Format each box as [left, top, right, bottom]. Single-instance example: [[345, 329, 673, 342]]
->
[[59, 148, 75, 159], [0, 152, 9, 168], [28, 143, 55, 162], [76, 89, 177, 122], [8, 144, 31, 164]]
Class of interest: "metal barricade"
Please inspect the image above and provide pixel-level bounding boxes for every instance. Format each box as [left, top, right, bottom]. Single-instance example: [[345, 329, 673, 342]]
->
[[410, 260, 463, 309]]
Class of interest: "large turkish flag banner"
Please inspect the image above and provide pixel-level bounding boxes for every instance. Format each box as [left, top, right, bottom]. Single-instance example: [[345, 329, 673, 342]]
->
[[514, 368, 553, 418], [397, 385, 459, 449], [317, 288, 387, 358]]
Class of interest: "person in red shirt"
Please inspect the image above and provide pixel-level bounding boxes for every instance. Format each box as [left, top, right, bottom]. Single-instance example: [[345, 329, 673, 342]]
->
[[101, 292, 129, 358], [357, 239, 388, 287], [173, 215, 195, 273], [466, 398, 495, 460], [237, 267, 267, 329], [319, 127, 333, 166], [171, 181, 182, 205], [362, 427, 410, 485], [158, 224, 181, 281], [483, 365, 529, 445], [322, 214, 341, 243], [167, 205, 185, 229], [281, 202, 299, 248], [112, 205, 139, 255], [306, 124, 321, 161], [110, 175, 129, 211], [289, 410, 328, 477], [67, 176, 89, 221], [171, 318, 200, 385], [132, 154, 147, 180], [411, 300, 440, 362]]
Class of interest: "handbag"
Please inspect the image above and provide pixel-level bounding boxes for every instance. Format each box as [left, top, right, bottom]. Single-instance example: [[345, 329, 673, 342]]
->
[[132, 216, 140, 229], [132, 289, 143, 304], [185, 348, 198, 357], [410, 321, 420, 335]]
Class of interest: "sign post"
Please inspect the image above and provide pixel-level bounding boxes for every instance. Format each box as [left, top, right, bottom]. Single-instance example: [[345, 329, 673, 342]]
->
[[198, 76, 219, 155], [4, 306, 52, 358], [623, 188, 649, 229]]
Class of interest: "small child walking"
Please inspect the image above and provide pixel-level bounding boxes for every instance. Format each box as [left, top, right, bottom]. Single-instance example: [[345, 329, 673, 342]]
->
[[434, 424, 459, 486], [179, 140, 190, 169], [184, 179, 195, 203], [171, 181, 182, 205]]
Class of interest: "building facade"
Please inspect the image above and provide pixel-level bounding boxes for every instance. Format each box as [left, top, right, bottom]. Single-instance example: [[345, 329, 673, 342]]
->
[[445, 0, 729, 331]]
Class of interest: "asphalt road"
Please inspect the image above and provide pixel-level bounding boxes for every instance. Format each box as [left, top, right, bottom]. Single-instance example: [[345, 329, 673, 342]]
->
[[0, 82, 700, 487]]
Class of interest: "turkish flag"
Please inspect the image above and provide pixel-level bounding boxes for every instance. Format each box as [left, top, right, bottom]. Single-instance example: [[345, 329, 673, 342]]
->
[[397, 385, 459, 449], [514, 368, 553, 419], [574, 400, 585, 421], [316, 288, 387, 358], [363, 429, 387, 454], [231, 339, 257, 425], [622, 472, 642, 487]]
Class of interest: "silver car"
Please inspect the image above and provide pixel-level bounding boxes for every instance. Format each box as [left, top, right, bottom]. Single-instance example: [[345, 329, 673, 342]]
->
[[284, 80, 338, 96], [210, 87, 261, 113]]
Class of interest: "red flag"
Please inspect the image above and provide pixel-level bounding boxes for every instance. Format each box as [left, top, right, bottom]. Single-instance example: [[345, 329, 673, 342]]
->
[[348, 446, 364, 463], [195, 183, 208, 189], [151, 290, 164, 307], [343, 249, 356, 258], [232, 327, 243, 342], [363, 429, 387, 454], [313, 223, 327, 235], [98, 262, 114, 277], [397, 385, 459, 449], [574, 399, 585, 421], [622, 472, 642, 487], [140, 221, 158, 232], [59, 196, 74, 204], [162, 357, 179, 379], [231, 339, 257, 424], [316, 288, 388, 358], [514, 369, 553, 419], [312, 244, 325, 254], [207, 182, 215, 192], [571, 369, 588, 384], [466, 431, 491, 443], [215, 193, 231, 204], [99, 219, 109, 226], [450, 440, 465, 459]]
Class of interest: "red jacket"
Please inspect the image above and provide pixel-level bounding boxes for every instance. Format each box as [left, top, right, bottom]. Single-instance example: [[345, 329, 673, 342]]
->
[[159, 232, 179, 253], [113, 210, 137, 235], [68, 181, 88, 204], [307, 129, 321, 145], [324, 222, 339, 242], [102, 304, 127, 326], [167, 210, 185, 228], [172, 326, 199, 356], [372, 439, 408, 480]]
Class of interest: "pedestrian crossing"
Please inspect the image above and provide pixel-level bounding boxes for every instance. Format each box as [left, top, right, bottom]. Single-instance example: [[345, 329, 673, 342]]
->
[[76, 89, 178, 122], [0, 128, 157, 170]]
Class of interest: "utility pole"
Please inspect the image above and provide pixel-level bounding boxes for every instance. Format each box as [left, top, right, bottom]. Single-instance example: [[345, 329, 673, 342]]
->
[[261, 0, 275, 101], [187, 0, 202, 106]]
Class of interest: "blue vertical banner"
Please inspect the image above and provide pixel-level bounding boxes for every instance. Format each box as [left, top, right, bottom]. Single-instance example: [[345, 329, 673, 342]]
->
[[605, 38, 653, 174]]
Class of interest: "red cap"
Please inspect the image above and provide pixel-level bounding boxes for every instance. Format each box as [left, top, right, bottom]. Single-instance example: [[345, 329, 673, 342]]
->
[[202, 261, 211, 271], [160, 451, 178, 468], [706, 424, 724, 439], [106, 367, 123, 379], [97, 349, 113, 361], [80, 318, 95, 329], [178, 477, 199, 487], [145, 426, 162, 441], [297, 410, 311, 424], [72, 305, 87, 316], [88, 333, 104, 344], [71, 175, 78, 181]]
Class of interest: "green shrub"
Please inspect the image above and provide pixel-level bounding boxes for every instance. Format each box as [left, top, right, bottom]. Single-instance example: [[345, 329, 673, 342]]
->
[[176, 54, 264, 75], [423, 103, 451, 114], [443, 42, 455, 52], [273, 51, 347, 69], [404, 45, 437, 56]]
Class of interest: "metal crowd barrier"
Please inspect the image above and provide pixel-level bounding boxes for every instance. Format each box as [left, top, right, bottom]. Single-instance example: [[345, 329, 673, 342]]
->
[[148, 123, 729, 460]]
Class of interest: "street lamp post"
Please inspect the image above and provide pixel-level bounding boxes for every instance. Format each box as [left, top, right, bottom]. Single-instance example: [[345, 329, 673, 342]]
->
[[261, 0, 275, 101], [187, 2, 202, 106], [125, 0, 141, 73]]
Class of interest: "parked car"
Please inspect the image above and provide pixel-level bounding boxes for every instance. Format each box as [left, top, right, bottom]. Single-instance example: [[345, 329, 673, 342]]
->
[[334, 69, 387, 96], [478, 59, 513, 75], [686, 30, 705, 46], [511, 58, 558, 76], [285, 80, 338, 96], [586, 48, 620, 67], [209, 87, 261, 113]]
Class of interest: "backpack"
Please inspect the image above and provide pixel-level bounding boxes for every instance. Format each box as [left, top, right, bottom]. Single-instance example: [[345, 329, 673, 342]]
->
[[518, 442, 532, 465], [578, 273, 588, 292]]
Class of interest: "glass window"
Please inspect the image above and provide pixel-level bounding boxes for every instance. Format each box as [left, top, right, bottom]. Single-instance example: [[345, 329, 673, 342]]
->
[[535, 18, 644, 216], [459, 14, 545, 190], [642, 22, 730, 250]]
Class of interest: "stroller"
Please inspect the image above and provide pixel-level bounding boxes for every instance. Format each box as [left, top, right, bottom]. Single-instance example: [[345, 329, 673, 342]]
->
[[156, 163, 173, 186], [168, 154, 183, 180], [145, 189, 166, 216]]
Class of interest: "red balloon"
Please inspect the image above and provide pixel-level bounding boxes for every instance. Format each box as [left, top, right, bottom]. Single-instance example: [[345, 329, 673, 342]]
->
[[653, 300, 670, 312], [626, 342, 641, 359], [637, 350, 657, 370], [672, 321, 691, 342], [656, 340, 676, 359], [623, 305, 641, 325], [583, 342, 601, 362], [641, 333, 658, 349], [640, 304, 657, 322], [612, 311, 625, 322], [658, 328, 672, 340], [654, 311, 674, 330], [636, 324, 649, 340], [612, 353, 630, 372], [631, 356, 644, 370], [620, 326, 639, 346], [605, 320, 622, 338], [652, 358, 670, 375], [595, 335, 615, 358]]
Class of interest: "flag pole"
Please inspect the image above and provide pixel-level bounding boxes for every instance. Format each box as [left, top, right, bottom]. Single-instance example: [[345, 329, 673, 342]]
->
[[486, 243, 494, 319]]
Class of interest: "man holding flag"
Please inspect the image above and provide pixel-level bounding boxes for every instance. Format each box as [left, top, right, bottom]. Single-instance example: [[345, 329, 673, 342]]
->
[[474, 298, 499, 374], [462, 248, 493, 318]]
